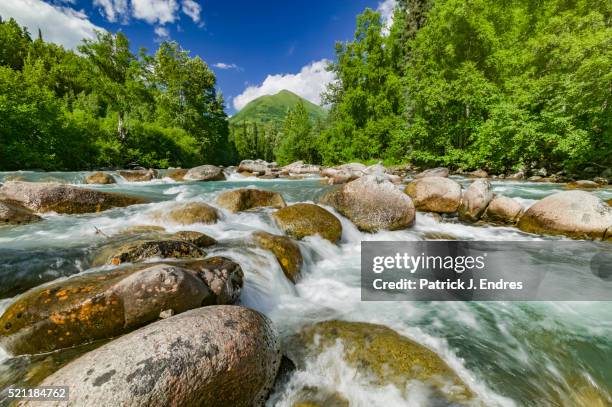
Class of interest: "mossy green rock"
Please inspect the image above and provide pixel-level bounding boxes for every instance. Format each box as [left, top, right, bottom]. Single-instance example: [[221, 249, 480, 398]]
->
[[253, 231, 303, 282], [172, 230, 217, 247], [296, 321, 474, 404], [0, 181, 147, 214], [217, 188, 286, 212], [108, 239, 206, 265], [272, 203, 342, 243]]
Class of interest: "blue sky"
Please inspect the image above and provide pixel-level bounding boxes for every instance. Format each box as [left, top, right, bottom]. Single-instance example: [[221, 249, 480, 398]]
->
[[0, 0, 395, 114]]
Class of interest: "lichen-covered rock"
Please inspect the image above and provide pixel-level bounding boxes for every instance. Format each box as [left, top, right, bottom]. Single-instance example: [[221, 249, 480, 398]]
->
[[108, 240, 206, 265], [253, 231, 303, 282], [565, 180, 601, 190], [458, 179, 493, 222], [282, 161, 321, 174], [0, 181, 146, 214], [183, 257, 244, 305], [25, 306, 280, 407], [184, 165, 226, 181], [272, 203, 342, 243], [291, 321, 473, 405], [217, 188, 286, 212], [517, 191, 612, 240], [415, 167, 449, 179], [166, 168, 188, 181], [483, 195, 524, 225], [0, 200, 41, 225], [118, 169, 157, 182], [404, 176, 461, 213], [0, 263, 214, 355], [320, 175, 415, 232], [85, 172, 115, 184], [238, 159, 277, 175], [171, 230, 217, 247], [152, 202, 219, 225]]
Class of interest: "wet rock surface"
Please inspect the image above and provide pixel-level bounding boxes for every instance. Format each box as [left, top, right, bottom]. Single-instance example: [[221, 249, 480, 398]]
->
[[458, 179, 493, 222], [0, 200, 42, 225], [253, 231, 303, 282], [152, 202, 219, 225], [405, 176, 462, 213], [272, 203, 342, 243], [85, 172, 115, 184], [217, 188, 286, 212], [118, 169, 157, 182], [184, 164, 226, 181]]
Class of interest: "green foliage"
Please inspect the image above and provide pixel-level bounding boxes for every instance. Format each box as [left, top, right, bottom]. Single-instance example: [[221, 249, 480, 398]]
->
[[276, 101, 320, 165], [229, 90, 326, 125]]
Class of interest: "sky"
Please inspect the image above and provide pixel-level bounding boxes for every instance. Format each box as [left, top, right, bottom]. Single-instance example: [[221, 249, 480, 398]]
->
[[0, 0, 395, 114]]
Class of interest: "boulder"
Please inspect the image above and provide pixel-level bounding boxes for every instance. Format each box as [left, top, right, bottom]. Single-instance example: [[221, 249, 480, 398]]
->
[[217, 188, 286, 212], [404, 176, 461, 213], [517, 191, 612, 240], [258, 173, 279, 179], [272, 203, 342, 243], [180, 257, 244, 305], [565, 180, 601, 190], [253, 231, 303, 282], [282, 161, 321, 174], [469, 169, 488, 178], [0, 200, 42, 225], [26, 306, 280, 407], [152, 202, 218, 225], [166, 168, 188, 181], [0, 181, 146, 214], [184, 165, 226, 181], [336, 163, 366, 173], [363, 163, 386, 176], [593, 177, 608, 185], [118, 169, 157, 182], [507, 171, 525, 180], [85, 172, 115, 184], [171, 230, 217, 247], [458, 179, 493, 222], [108, 240, 206, 265], [319, 175, 415, 232], [482, 195, 524, 225], [415, 167, 449, 179], [291, 321, 473, 404], [528, 175, 543, 182], [238, 159, 277, 175], [0, 263, 215, 354]]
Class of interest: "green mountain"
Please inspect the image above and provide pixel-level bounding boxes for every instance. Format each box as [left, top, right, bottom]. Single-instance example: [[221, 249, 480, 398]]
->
[[229, 90, 327, 125]]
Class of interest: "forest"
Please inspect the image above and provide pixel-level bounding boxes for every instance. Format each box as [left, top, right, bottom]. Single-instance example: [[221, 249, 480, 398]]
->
[[1, 0, 611, 175]]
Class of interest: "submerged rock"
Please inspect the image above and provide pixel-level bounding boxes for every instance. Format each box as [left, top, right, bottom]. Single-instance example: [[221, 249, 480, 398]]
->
[[118, 169, 157, 182], [171, 230, 217, 247], [85, 172, 115, 184], [0, 181, 146, 214], [27, 306, 280, 407], [415, 167, 449, 179], [518, 191, 612, 240], [458, 179, 493, 222], [152, 202, 219, 225], [108, 239, 206, 265], [565, 180, 601, 190], [272, 203, 342, 243], [165, 168, 188, 181], [320, 175, 415, 232], [184, 164, 226, 181], [0, 263, 214, 355], [0, 200, 42, 225], [292, 321, 473, 404], [483, 195, 524, 225], [405, 176, 461, 213], [253, 231, 303, 282], [217, 188, 286, 212]]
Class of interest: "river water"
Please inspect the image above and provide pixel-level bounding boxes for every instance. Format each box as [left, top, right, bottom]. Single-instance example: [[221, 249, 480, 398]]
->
[[0, 170, 611, 406]]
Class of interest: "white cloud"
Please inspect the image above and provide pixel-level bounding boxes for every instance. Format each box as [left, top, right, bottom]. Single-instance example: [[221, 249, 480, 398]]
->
[[154, 25, 169, 39], [377, 0, 396, 35], [0, 0, 103, 49], [131, 0, 178, 24], [181, 0, 201, 24], [93, 0, 128, 23], [233, 59, 336, 111], [213, 62, 240, 70]]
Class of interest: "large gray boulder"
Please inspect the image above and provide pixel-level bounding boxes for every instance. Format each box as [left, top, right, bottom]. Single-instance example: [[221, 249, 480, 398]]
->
[[483, 195, 524, 225], [0, 181, 146, 214], [0, 200, 41, 224], [458, 179, 493, 222], [184, 165, 226, 181], [118, 169, 157, 182], [238, 159, 277, 175], [217, 188, 286, 212], [319, 175, 415, 232], [26, 306, 280, 407], [151, 202, 219, 225], [415, 167, 449, 179], [282, 161, 321, 174], [404, 176, 462, 213], [518, 191, 612, 240]]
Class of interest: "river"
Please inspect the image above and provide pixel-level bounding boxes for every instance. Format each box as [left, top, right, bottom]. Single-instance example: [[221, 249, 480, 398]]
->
[[0, 170, 611, 406]]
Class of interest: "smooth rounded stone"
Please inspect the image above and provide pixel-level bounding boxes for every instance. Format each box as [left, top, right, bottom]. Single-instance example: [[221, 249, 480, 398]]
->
[[319, 175, 415, 232], [26, 306, 281, 407], [272, 203, 342, 243], [152, 202, 219, 225], [469, 169, 488, 178], [171, 230, 217, 247], [184, 164, 226, 181], [238, 159, 277, 175], [0, 263, 213, 355], [282, 161, 321, 174], [85, 172, 115, 184], [181, 257, 244, 305], [565, 180, 601, 190], [165, 168, 188, 181], [253, 231, 303, 283], [291, 321, 473, 405], [0, 181, 147, 214], [483, 195, 524, 225], [117, 169, 157, 182], [0, 200, 41, 225], [517, 191, 612, 240], [217, 188, 286, 212], [404, 176, 461, 213], [415, 167, 449, 179], [458, 179, 493, 222], [108, 240, 206, 265], [336, 162, 366, 173], [507, 171, 525, 180]]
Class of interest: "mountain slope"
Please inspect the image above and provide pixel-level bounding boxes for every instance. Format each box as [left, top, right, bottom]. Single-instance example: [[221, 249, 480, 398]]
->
[[229, 90, 327, 125]]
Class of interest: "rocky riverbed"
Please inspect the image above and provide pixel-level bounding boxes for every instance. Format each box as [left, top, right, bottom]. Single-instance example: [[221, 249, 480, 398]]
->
[[0, 162, 611, 406]]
